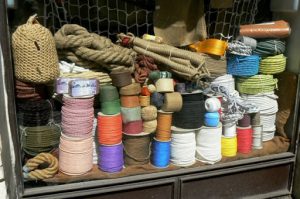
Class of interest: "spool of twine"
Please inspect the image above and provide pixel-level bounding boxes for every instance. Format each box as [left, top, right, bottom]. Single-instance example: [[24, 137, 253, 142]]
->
[[252, 124, 263, 149], [148, 84, 156, 93], [99, 85, 119, 102], [97, 112, 122, 145], [141, 106, 157, 121], [119, 83, 141, 95], [156, 111, 173, 141], [123, 133, 151, 166], [59, 134, 93, 175], [123, 120, 143, 135], [237, 126, 253, 154], [98, 142, 124, 173], [221, 136, 237, 157], [141, 86, 151, 96], [139, 96, 151, 107], [155, 78, 174, 93], [151, 138, 171, 168], [238, 114, 251, 127], [250, 112, 261, 125], [150, 92, 165, 108], [110, 70, 132, 87], [161, 92, 183, 112], [143, 120, 157, 133], [120, 107, 142, 123], [120, 95, 140, 107], [101, 99, 121, 115]]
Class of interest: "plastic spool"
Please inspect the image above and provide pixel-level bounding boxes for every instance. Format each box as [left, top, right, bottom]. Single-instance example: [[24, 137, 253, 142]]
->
[[195, 124, 222, 164], [205, 97, 221, 112], [252, 125, 263, 149], [222, 121, 237, 137], [170, 127, 196, 167], [155, 78, 174, 93]]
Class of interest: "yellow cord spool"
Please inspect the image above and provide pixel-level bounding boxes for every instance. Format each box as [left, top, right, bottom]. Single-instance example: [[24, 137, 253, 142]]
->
[[190, 39, 228, 56], [221, 136, 237, 157]]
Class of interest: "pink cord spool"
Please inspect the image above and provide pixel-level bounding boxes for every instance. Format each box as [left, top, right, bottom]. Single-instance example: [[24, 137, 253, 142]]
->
[[59, 134, 93, 175]]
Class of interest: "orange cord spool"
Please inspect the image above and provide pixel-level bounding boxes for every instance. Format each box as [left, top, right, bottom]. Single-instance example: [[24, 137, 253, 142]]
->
[[120, 95, 140, 107], [190, 39, 228, 56], [97, 112, 122, 145], [155, 111, 173, 141]]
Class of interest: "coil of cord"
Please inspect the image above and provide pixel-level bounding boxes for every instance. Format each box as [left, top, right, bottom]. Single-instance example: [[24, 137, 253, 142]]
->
[[259, 54, 286, 74], [15, 80, 47, 101], [98, 142, 124, 173], [227, 54, 260, 77], [253, 39, 286, 57], [227, 41, 252, 56], [236, 36, 257, 50], [99, 85, 120, 115]]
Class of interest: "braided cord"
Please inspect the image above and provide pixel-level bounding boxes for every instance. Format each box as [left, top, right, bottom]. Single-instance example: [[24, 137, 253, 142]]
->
[[259, 54, 286, 74]]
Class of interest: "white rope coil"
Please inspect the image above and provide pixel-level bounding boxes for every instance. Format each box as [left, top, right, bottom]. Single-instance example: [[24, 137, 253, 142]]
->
[[195, 124, 222, 164], [211, 74, 236, 95], [171, 128, 196, 167]]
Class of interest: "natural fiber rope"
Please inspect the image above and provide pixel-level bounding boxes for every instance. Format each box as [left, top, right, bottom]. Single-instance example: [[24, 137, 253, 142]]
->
[[119, 83, 141, 95], [117, 33, 210, 81], [141, 106, 157, 121], [139, 96, 151, 107], [55, 24, 136, 71], [161, 92, 183, 112], [259, 54, 286, 74], [23, 153, 58, 180], [110, 70, 132, 87], [134, 55, 158, 84]]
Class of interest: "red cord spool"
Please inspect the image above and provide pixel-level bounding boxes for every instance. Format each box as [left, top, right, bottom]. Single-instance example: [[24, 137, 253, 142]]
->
[[123, 120, 143, 135], [237, 126, 253, 154]]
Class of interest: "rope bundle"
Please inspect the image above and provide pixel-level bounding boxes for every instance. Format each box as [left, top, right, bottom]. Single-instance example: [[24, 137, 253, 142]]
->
[[236, 75, 278, 94], [55, 24, 136, 71], [15, 80, 47, 101], [227, 41, 252, 56], [195, 124, 222, 164], [12, 15, 59, 83], [59, 134, 93, 175], [259, 54, 286, 74], [99, 85, 120, 115], [97, 112, 122, 145], [23, 153, 58, 180], [134, 55, 158, 84], [21, 125, 61, 156], [253, 39, 286, 57], [227, 55, 260, 77], [170, 128, 196, 167], [61, 95, 94, 138], [118, 33, 210, 81], [98, 142, 124, 173], [123, 133, 151, 166]]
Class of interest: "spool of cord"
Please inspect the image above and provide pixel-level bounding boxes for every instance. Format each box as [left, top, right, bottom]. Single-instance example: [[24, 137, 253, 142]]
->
[[151, 138, 171, 168], [123, 132, 151, 166], [16, 80, 47, 101], [149, 71, 172, 81], [155, 78, 174, 93], [99, 85, 119, 102], [221, 136, 237, 157], [237, 126, 253, 154], [141, 86, 151, 96], [205, 97, 221, 112], [253, 39, 286, 57], [98, 142, 124, 173], [141, 106, 157, 121], [120, 95, 140, 107], [110, 70, 132, 87], [195, 124, 222, 164], [139, 95, 151, 107], [59, 134, 93, 175], [227, 41, 252, 56], [222, 121, 237, 137], [101, 99, 121, 115], [197, 39, 228, 56], [161, 92, 183, 112], [227, 54, 260, 77], [148, 84, 156, 93], [121, 107, 142, 123], [150, 92, 165, 108], [122, 120, 143, 135], [97, 112, 122, 145], [238, 114, 251, 127], [175, 83, 186, 93], [143, 120, 157, 133], [236, 36, 257, 50], [259, 54, 286, 74], [252, 125, 263, 149], [156, 111, 173, 141], [119, 83, 141, 96], [171, 127, 196, 167], [250, 112, 261, 126]]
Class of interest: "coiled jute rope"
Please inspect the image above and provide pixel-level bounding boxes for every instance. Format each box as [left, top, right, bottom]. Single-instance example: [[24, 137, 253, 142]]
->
[[253, 39, 286, 57], [117, 33, 210, 81], [139, 96, 151, 107], [259, 54, 286, 74], [23, 153, 58, 180], [55, 24, 136, 71], [134, 55, 158, 84]]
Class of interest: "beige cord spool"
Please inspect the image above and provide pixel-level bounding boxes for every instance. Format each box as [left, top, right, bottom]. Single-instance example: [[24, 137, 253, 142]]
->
[[161, 92, 183, 112], [141, 105, 157, 121], [139, 96, 150, 107], [155, 78, 174, 93], [148, 84, 156, 93], [143, 120, 157, 133], [119, 83, 141, 95]]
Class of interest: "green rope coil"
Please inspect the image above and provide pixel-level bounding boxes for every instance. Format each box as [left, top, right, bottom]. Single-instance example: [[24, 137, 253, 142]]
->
[[259, 54, 286, 74], [253, 39, 285, 57], [236, 75, 278, 95]]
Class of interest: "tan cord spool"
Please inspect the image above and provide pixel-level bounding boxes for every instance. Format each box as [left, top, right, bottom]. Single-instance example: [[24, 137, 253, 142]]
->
[[12, 15, 59, 83], [119, 83, 141, 95], [139, 96, 150, 107], [156, 111, 173, 141], [162, 92, 183, 112], [123, 133, 151, 166], [110, 70, 132, 87], [148, 84, 156, 93], [120, 95, 140, 107], [23, 153, 58, 180], [141, 105, 157, 121], [143, 120, 157, 133], [155, 78, 174, 93]]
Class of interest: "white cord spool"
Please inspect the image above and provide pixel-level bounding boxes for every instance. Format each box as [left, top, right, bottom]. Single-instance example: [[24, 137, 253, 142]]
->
[[171, 127, 196, 167], [155, 78, 174, 93], [205, 97, 221, 112], [195, 123, 222, 164], [252, 125, 263, 149], [222, 121, 236, 137]]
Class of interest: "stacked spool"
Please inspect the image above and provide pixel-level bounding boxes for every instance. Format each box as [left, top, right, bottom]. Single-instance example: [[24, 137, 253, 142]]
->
[[236, 114, 253, 154], [59, 94, 95, 175], [140, 86, 157, 134]]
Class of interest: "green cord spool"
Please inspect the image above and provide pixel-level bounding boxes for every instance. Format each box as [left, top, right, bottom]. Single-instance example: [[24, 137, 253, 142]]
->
[[99, 85, 119, 102], [101, 99, 121, 115], [149, 71, 172, 81], [259, 54, 286, 74], [236, 75, 278, 94], [254, 39, 285, 57]]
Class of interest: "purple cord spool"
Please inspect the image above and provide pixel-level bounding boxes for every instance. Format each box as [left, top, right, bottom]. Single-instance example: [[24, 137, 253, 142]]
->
[[238, 114, 251, 127], [98, 142, 124, 173]]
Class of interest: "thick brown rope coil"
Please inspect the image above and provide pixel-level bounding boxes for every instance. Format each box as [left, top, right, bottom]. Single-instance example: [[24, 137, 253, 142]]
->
[[134, 55, 158, 84], [117, 33, 210, 82], [23, 153, 58, 180], [54, 24, 137, 71]]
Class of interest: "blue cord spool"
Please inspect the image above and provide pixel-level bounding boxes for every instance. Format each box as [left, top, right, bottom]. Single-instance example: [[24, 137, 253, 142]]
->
[[204, 112, 220, 127], [227, 54, 260, 77], [151, 138, 171, 168]]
